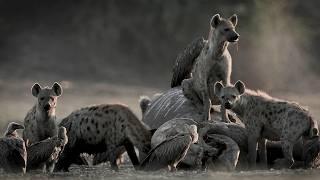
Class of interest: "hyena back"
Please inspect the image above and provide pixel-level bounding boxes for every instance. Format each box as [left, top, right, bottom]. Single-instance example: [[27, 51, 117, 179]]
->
[[23, 83, 62, 145], [182, 14, 239, 123], [55, 104, 152, 171], [214, 80, 319, 168]]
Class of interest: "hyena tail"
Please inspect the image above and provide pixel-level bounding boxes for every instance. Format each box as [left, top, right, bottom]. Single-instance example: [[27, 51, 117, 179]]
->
[[309, 116, 319, 138], [139, 96, 151, 115]]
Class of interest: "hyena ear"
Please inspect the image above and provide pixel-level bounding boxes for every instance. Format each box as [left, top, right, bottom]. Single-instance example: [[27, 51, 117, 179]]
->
[[234, 80, 245, 95], [214, 81, 224, 96], [229, 14, 238, 27], [31, 83, 42, 97], [210, 14, 221, 28], [52, 82, 63, 97]]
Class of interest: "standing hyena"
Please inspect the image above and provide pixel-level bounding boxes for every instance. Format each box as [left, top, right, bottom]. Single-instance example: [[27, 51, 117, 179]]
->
[[23, 83, 62, 145], [55, 104, 152, 171], [182, 14, 239, 123], [214, 80, 319, 168]]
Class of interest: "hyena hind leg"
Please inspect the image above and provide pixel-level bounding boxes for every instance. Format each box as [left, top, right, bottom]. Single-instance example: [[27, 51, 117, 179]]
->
[[124, 140, 140, 170], [280, 140, 295, 168]]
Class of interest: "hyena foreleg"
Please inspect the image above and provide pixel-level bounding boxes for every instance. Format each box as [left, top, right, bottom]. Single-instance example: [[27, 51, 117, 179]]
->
[[258, 138, 267, 168], [247, 130, 260, 169], [220, 104, 231, 123], [182, 79, 203, 111]]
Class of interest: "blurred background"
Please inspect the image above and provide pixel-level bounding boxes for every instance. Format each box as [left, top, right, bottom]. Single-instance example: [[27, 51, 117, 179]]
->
[[0, 0, 319, 132]]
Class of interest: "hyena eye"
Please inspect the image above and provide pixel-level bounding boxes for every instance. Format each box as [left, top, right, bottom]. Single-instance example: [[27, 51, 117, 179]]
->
[[231, 95, 236, 98], [50, 97, 54, 101], [224, 28, 230, 32], [40, 97, 45, 101], [221, 95, 225, 99]]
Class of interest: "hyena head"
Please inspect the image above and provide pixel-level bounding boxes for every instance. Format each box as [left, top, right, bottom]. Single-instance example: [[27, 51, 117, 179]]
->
[[210, 14, 239, 43], [214, 80, 245, 110], [31, 82, 63, 117]]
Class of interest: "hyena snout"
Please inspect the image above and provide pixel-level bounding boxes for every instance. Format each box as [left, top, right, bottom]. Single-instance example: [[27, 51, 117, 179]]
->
[[224, 101, 232, 109], [228, 31, 239, 42], [44, 103, 51, 111]]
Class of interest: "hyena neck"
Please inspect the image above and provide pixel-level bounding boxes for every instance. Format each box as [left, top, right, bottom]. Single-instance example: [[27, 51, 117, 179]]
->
[[232, 89, 275, 119], [35, 106, 56, 122], [231, 91, 258, 118], [192, 29, 229, 81], [207, 28, 229, 57]]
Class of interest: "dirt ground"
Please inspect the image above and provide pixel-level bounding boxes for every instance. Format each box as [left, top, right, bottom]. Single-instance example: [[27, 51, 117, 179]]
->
[[1, 164, 320, 180]]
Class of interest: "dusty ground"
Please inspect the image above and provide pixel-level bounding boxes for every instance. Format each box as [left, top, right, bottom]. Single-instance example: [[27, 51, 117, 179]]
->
[[1, 164, 320, 180], [0, 80, 320, 179]]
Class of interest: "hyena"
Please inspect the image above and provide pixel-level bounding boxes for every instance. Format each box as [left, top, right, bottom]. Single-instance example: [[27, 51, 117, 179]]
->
[[92, 96, 156, 166], [55, 104, 152, 171], [182, 14, 239, 123], [23, 82, 63, 145], [214, 80, 319, 168]]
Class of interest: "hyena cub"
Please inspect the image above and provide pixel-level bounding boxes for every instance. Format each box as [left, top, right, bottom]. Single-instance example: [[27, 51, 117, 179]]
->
[[23, 83, 63, 145], [214, 80, 319, 168], [55, 104, 152, 171], [182, 14, 239, 123]]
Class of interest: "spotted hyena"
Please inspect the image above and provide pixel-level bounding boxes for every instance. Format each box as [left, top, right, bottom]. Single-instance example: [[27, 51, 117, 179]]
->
[[214, 80, 319, 168], [182, 14, 239, 123], [23, 83, 63, 145], [55, 104, 152, 171], [92, 96, 159, 166]]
